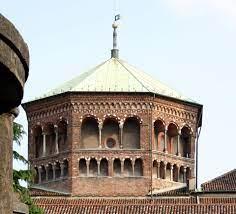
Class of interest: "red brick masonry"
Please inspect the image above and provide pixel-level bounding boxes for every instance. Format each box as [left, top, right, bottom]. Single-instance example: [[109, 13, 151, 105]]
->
[[33, 197, 236, 214]]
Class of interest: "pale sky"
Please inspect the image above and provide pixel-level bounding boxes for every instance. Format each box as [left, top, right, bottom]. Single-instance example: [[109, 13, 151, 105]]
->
[[3, 0, 236, 187]]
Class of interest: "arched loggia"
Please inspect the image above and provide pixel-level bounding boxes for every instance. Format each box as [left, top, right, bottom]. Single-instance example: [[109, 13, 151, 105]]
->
[[81, 117, 99, 148], [154, 120, 165, 152], [58, 120, 68, 152], [123, 117, 140, 149], [44, 123, 55, 156], [34, 126, 43, 158], [167, 123, 178, 155], [102, 118, 119, 149], [180, 126, 191, 158]]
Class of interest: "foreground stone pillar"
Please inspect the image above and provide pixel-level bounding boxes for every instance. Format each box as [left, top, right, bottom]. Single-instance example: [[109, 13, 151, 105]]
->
[[0, 14, 29, 214], [0, 113, 14, 213]]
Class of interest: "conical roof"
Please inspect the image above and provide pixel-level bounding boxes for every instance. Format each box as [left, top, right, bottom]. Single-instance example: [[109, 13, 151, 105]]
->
[[37, 57, 195, 103]]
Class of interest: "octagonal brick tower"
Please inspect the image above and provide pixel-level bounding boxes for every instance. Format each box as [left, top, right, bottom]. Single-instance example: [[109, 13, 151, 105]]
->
[[22, 20, 202, 196]]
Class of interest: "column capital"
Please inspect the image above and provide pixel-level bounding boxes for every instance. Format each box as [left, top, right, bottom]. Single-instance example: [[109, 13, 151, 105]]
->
[[119, 121, 124, 129], [98, 122, 103, 130], [9, 107, 19, 118], [60, 162, 65, 168], [165, 126, 168, 132]]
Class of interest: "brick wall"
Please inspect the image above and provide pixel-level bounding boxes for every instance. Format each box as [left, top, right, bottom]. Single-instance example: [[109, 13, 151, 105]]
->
[[23, 92, 200, 196]]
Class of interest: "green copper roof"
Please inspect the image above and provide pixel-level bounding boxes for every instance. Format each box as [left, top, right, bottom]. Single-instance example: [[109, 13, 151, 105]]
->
[[36, 57, 195, 103]]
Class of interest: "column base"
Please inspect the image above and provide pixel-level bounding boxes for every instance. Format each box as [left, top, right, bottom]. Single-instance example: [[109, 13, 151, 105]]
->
[[13, 193, 28, 214]]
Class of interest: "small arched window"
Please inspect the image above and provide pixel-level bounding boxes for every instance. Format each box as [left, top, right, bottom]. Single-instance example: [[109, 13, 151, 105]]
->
[[134, 159, 143, 176], [100, 158, 108, 176], [79, 159, 87, 176], [123, 117, 140, 149], [123, 159, 133, 177], [113, 159, 121, 177]]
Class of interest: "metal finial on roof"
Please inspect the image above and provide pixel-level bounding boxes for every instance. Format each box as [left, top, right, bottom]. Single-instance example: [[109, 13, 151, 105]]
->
[[111, 14, 120, 58]]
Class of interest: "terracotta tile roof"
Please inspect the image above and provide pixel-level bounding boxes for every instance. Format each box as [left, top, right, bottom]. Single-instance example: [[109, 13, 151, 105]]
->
[[199, 197, 236, 204], [152, 187, 189, 196], [30, 187, 70, 197], [33, 197, 197, 205], [33, 197, 236, 214], [201, 169, 236, 192]]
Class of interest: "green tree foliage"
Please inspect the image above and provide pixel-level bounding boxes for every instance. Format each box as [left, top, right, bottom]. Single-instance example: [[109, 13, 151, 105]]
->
[[13, 122, 43, 214]]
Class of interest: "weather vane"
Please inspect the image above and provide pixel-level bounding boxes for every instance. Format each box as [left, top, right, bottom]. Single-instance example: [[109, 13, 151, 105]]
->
[[111, 14, 121, 58]]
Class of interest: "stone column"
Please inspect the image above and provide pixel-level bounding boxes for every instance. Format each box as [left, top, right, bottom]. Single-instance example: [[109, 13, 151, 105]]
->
[[42, 132, 46, 157], [132, 160, 135, 176], [0, 14, 29, 214], [170, 164, 173, 181], [38, 166, 42, 184], [177, 131, 181, 156], [60, 162, 65, 178], [119, 122, 124, 149], [86, 159, 90, 176], [190, 135, 195, 159], [54, 125, 59, 154], [157, 162, 160, 179], [98, 122, 103, 148], [164, 127, 168, 153], [52, 164, 56, 180], [183, 167, 187, 183], [0, 110, 18, 213], [45, 165, 49, 181], [97, 160, 101, 176]]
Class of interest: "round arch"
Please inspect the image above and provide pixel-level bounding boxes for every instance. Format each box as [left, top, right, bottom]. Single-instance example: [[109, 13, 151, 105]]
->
[[102, 117, 119, 149], [81, 117, 99, 148], [123, 117, 140, 149], [34, 125, 43, 158], [167, 123, 178, 155], [154, 120, 165, 152]]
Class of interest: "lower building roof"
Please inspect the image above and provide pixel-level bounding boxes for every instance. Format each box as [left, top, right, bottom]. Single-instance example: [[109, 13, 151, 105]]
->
[[201, 169, 236, 192], [33, 197, 236, 214]]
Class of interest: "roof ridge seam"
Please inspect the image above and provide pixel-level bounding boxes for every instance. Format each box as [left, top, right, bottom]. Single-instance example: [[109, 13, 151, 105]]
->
[[116, 59, 152, 93]]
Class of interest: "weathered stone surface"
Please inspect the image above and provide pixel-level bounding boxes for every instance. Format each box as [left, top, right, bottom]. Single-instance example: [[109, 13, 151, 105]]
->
[[0, 113, 13, 213], [13, 193, 29, 214], [0, 14, 29, 214], [0, 13, 29, 114]]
